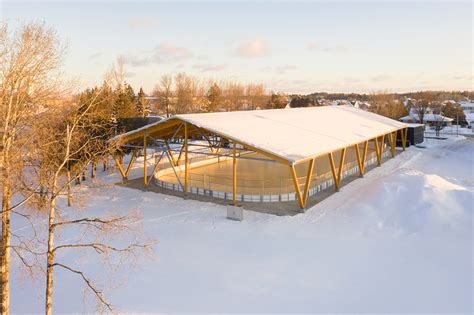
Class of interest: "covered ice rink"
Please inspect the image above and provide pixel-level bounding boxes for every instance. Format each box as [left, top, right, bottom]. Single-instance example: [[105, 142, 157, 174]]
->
[[110, 106, 408, 211]]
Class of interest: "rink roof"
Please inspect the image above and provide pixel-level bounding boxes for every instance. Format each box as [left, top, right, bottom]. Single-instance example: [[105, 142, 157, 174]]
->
[[112, 106, 407, 165]]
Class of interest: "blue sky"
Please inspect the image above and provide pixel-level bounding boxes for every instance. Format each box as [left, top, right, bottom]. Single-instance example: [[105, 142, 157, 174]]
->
[[1, 1, 472, 94]]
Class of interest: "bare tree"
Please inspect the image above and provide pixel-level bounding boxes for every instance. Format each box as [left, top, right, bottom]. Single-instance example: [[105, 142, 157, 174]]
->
[[175, 73, 194, 114], [105, 56, 126, 92], [159, 74, 172, 117], [368, 91, 408, 119], [245, 83, 268, 110], [30, 89, 153, 314], [0, 22, 64, 315], [222, 82, 245, 111]]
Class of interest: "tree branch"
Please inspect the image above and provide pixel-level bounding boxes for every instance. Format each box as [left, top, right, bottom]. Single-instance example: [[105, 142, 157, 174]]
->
[[52, 262, 112, 311]]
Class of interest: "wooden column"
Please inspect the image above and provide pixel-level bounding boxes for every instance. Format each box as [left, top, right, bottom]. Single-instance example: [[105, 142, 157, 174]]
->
[[232, 142, 237, 206], [355, 140, 369, 176], [290, 165, 304, 209], [337, 148, 346, 186], [390, 131, 396, 157], [143, 136, 147, 186], [328, 148, 346, 191], [184, 123, 189, 195], [374, 137, 381, 166], [302, 158, 315, 205], [402, 128, 407, 151], [328, 152, 338, 189]]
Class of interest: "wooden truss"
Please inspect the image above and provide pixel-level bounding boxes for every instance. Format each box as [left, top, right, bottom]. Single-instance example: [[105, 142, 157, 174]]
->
[[112, 117, 409, 210]]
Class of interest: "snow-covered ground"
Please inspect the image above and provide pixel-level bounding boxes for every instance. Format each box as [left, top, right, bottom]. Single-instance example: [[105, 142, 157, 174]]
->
[[426, 125, 474, 136], [12, 136, 473, 313]]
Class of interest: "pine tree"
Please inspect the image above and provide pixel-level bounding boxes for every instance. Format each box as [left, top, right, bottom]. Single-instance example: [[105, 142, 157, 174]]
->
[[136, 87, 148, 117], [268, 93, 285, 109], [206, 83, 221, 112], [114, 84, 137, 119]]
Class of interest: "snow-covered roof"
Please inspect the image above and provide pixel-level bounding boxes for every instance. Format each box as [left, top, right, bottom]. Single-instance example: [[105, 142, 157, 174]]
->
[[113, 106, 407, 164], [401, 113, 454, 122]]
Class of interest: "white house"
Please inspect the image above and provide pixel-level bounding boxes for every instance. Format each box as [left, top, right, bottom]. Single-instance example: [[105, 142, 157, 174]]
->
[[459, 100, 474, 127], [400, 109, 453, 126]]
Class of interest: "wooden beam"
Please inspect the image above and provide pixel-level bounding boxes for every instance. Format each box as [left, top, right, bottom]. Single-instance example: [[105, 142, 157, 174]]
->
[[143, 136, 147, 186], [290, 165, 304, 209], [328, 152, 339, 190], [112, 118, 182, 144], [389, 131, 396, 157], [302, 158, 315, 205], [361, 140, 368, 174], [374, 137, 381, 166], [113, 155, 127, 179], [198, 129, 215, 153], [184, 123, 189, 195], [146, 150, 165, 187], [176, 142, 186, 164], [124, 149, 138, 177], [337, 147, 346, 185], [232, 142, 237, 206], [354, 143, 363, 176], [214, 139, 224, 154], [164, 140, 178, 166], [402, 128, 407, 151], [379, 135, 385, 162]]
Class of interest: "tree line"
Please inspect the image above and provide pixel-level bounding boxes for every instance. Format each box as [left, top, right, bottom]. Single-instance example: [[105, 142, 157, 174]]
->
[[151, 74, 288, 116]]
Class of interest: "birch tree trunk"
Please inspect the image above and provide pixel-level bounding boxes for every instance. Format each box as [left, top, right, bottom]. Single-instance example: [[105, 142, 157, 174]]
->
[[45, 181, 57, 315], [1, 182, 11, 315], [1, 141, 11, 315]]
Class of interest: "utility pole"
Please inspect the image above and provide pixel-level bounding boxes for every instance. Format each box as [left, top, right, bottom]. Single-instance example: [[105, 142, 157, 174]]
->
[[456, 114, 459, 137]]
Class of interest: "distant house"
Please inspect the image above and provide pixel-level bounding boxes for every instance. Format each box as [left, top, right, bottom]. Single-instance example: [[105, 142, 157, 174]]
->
[[351, 100, 371, 111], [399, 110, 453, 127], [459, 100, 474, 127]]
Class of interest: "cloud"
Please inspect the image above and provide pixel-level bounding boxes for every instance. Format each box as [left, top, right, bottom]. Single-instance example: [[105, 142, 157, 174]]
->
[[124, 42, 193, 67], [193, 63, 226, 72], [128, 16, 159, 29], [276, 65, 297, 74], [235, 39, 269, 58], [87, 52, 102, 60], [155, 43, 193, 62], [371, 74, 391, 82], [307, 42, 349, 54]]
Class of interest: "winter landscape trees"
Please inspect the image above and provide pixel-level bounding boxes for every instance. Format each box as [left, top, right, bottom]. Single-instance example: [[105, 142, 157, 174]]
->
[[0, 22, 152, 314]]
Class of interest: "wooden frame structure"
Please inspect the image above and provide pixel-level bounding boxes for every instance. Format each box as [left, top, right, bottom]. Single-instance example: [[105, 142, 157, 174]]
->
[[110, 115, 409, 211]]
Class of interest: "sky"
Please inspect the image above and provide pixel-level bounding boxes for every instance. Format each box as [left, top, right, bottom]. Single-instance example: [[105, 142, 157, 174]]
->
[[1, 0, 472, 94]]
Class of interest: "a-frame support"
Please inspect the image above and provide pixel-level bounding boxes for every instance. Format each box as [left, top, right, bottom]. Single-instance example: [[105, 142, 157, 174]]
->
[[389, 131, 396, 158], [290, 158, 316, 210], [328, 148, 346, 191], [354, 141, 368, 177], [373, 136, 383, 166], [401, 127, 408, 150], [113, 148, 138, 180], [145, 150, 165, 187], [164, 140, 178, 166]]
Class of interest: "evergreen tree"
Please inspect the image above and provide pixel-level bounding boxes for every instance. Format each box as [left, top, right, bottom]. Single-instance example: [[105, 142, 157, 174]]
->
[[268, 93, 286, 109], [136, 87, 149, 117], [206, 83, 221, 112], [114, 84, 137, 119]]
